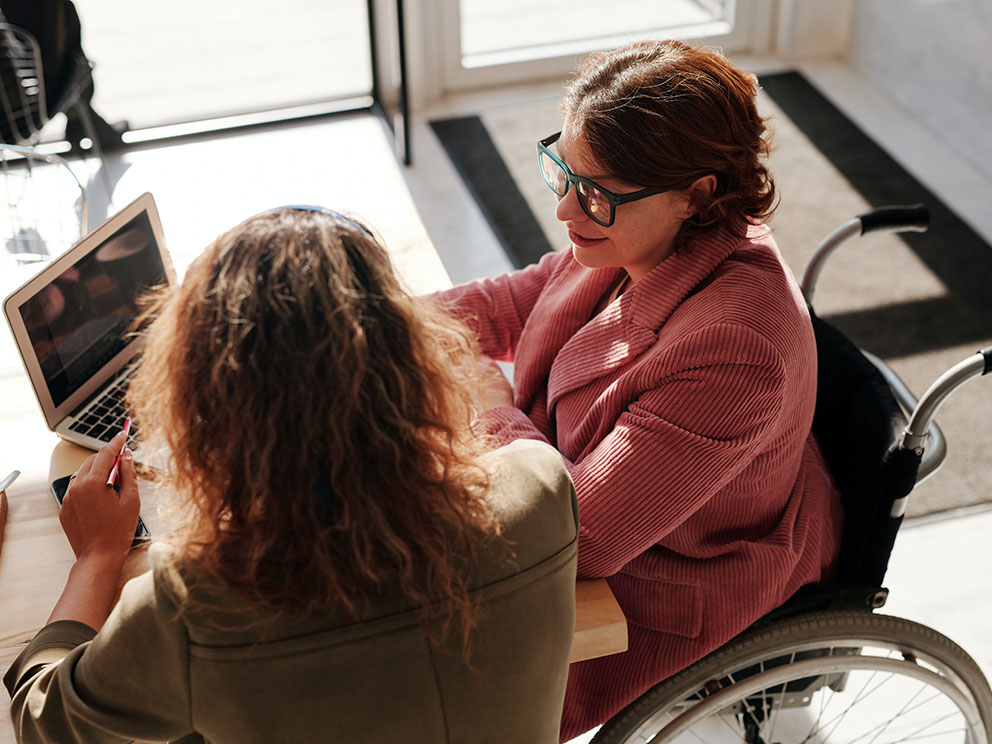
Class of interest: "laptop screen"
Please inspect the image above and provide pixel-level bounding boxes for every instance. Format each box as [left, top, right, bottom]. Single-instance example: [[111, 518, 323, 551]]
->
[[17, 210, 167, 408]]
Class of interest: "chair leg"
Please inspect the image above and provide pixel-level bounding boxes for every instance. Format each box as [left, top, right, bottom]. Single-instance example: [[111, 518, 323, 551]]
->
[[69, 99, 116, 204], [65, 100, 127, 153]]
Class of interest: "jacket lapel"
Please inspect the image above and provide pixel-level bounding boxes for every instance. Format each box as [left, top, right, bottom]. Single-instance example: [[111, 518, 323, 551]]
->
[[512, 258, 618, 412], [544, 227, 742, 411]]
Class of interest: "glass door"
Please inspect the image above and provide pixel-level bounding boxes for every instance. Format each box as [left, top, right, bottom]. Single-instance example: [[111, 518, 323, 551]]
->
[[437, 0, 771, 92]]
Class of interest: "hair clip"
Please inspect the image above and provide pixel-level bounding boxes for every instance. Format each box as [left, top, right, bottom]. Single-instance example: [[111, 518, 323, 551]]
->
[[276, 205, 374, 239]]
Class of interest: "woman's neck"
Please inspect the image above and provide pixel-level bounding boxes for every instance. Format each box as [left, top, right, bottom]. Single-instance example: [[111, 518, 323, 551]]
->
[[608, 272, 631, 304], [595, 271, 631, 316]]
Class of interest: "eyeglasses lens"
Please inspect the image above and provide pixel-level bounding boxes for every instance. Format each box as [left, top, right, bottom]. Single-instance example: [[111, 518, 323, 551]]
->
[[540, 151, 568, 196], [577, 182, 612, 225]]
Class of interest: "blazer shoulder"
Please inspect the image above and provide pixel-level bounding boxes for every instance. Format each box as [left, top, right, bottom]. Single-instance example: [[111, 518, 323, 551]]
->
[[149, 541, 191, 609], [483, 440, 578, 570], [679, 233, 808, 340]]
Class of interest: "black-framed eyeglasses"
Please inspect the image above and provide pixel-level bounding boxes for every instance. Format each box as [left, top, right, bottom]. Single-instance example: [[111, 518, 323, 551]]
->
[[537, 132, 664, 227]]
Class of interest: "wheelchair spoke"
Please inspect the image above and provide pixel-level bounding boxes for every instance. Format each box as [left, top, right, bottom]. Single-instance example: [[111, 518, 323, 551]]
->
[[797, 667, 835, 744], [794, 671, 882, 744], [814, 670, 894, 742], [662, 700, 743, 744], [707, 662, 958, 744], [847, 707, 960, 744], [828, 678, 951, 744], [598, 614, 991, 744], [862, 686, 940, 744], [765, 654, 794, 744], [889, 713, 967, 744], [683, 722, 720, 744]]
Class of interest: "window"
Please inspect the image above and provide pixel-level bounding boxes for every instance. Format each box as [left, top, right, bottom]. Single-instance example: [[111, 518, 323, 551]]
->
[[74, 0, 372, 129]]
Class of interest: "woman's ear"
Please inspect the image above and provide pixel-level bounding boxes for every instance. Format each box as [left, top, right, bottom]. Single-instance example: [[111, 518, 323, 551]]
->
[[683, 175, 717, 219]]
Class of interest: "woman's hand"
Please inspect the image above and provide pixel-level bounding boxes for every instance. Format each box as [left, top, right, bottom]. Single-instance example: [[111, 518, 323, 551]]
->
[[478, 358, 514, 409], [59, 431, 141, 563], [47, 432, 142, 630]]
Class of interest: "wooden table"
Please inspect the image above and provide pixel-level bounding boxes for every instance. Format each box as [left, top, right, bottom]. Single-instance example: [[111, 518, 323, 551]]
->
[[0, 434, 626, 742], [571, 578, 628, 663]]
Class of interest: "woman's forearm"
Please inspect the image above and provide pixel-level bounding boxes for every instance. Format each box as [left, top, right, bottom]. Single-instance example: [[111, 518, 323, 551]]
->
[[435, 251, 560, 360], [47, 552, 127, 631], [48, 435, 141, 631]]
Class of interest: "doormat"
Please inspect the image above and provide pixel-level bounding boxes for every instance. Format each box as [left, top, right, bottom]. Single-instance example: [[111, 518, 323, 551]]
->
[[429, 71, 992, 518]]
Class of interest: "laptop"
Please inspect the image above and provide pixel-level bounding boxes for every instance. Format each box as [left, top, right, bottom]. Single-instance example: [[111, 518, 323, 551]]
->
[[3, 193, 176, 457]]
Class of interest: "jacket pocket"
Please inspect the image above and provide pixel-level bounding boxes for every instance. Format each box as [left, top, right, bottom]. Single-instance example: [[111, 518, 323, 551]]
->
[[609, 573, 703, 639]]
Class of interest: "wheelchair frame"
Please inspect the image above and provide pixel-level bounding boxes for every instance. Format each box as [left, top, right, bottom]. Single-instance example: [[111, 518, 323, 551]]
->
[[591, 205, 992, 744]]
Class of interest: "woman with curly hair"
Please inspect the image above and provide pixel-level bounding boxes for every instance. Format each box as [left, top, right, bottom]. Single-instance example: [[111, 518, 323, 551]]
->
[[437, 40, 844, 740], [5, 207, 579, 743]]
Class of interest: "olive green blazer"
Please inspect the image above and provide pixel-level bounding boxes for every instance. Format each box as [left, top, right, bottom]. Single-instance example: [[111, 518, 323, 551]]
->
[[5, 440, 579, 743]]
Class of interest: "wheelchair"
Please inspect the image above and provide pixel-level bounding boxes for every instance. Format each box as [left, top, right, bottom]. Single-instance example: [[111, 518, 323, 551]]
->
[[592, 205, 992, 744]]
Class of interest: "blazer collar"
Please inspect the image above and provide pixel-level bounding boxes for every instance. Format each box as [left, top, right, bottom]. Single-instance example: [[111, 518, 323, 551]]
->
[[545, 226, 744, 407], [628, 224, 744, 330]]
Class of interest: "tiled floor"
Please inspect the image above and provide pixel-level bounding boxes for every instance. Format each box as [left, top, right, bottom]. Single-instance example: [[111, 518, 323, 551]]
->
[[2, 52, 991, 741]]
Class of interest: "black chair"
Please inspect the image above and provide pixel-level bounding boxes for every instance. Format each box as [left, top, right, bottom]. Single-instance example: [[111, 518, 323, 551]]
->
[[1, 143, 88, 265], [0, 20, 47, 144], [1, 15, 122, 158]]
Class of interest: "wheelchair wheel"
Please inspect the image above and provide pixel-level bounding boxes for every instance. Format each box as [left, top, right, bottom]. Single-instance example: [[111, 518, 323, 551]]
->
[[593, 610, 992, 744]]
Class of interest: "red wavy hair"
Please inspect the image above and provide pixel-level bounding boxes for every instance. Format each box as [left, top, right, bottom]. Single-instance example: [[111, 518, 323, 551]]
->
[[562, 39, 777, 245], [127, 208, 498, 644]]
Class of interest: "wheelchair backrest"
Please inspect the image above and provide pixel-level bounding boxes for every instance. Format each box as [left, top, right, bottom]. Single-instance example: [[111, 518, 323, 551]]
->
[[809, 310, 922, 588]]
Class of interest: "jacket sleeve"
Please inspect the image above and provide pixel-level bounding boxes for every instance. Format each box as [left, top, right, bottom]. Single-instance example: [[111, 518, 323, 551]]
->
[[566, 325, 788, 578], [5, 569, 195, 744], [435, 251, 562, 362]]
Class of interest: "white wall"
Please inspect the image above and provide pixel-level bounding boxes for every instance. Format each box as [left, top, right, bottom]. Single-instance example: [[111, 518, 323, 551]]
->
[[846, 0, 992, 183], [776, 0, 854, 58]]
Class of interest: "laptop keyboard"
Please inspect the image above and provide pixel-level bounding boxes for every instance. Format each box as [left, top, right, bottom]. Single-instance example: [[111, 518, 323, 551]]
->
[[67, 374, 141, 446]]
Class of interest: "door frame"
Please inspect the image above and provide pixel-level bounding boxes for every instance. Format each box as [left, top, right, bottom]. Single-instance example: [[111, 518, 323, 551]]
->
[[421, 0, 775, 98]]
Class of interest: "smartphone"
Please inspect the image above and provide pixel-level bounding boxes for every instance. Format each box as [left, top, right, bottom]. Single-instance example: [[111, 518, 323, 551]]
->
[[49, 474, 150, 548]]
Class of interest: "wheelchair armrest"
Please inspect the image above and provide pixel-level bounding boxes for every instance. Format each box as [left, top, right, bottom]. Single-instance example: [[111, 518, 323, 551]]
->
[[860, 350, 946, 485]]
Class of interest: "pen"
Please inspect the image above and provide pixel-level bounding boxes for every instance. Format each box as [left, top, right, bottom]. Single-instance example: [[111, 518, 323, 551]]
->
[[0, 470, 19, 492], [106, 418, 131, 488], [0, 472, 9, 551]]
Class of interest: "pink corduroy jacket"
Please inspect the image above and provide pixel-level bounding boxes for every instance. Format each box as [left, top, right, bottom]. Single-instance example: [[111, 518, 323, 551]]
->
[[439, 223, 844, 741]]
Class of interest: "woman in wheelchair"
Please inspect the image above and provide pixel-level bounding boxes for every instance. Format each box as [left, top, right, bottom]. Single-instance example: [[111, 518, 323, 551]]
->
[[436, 39, 845, 741], [5, 208, 580, 743]]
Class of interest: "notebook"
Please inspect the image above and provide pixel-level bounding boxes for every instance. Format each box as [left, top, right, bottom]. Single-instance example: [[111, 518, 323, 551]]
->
[[3, 192, 176, 458]]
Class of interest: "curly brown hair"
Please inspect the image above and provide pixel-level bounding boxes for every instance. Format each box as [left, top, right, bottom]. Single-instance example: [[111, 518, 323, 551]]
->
[[562, 39, 777, 245], [127, 207, 498, 642]]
